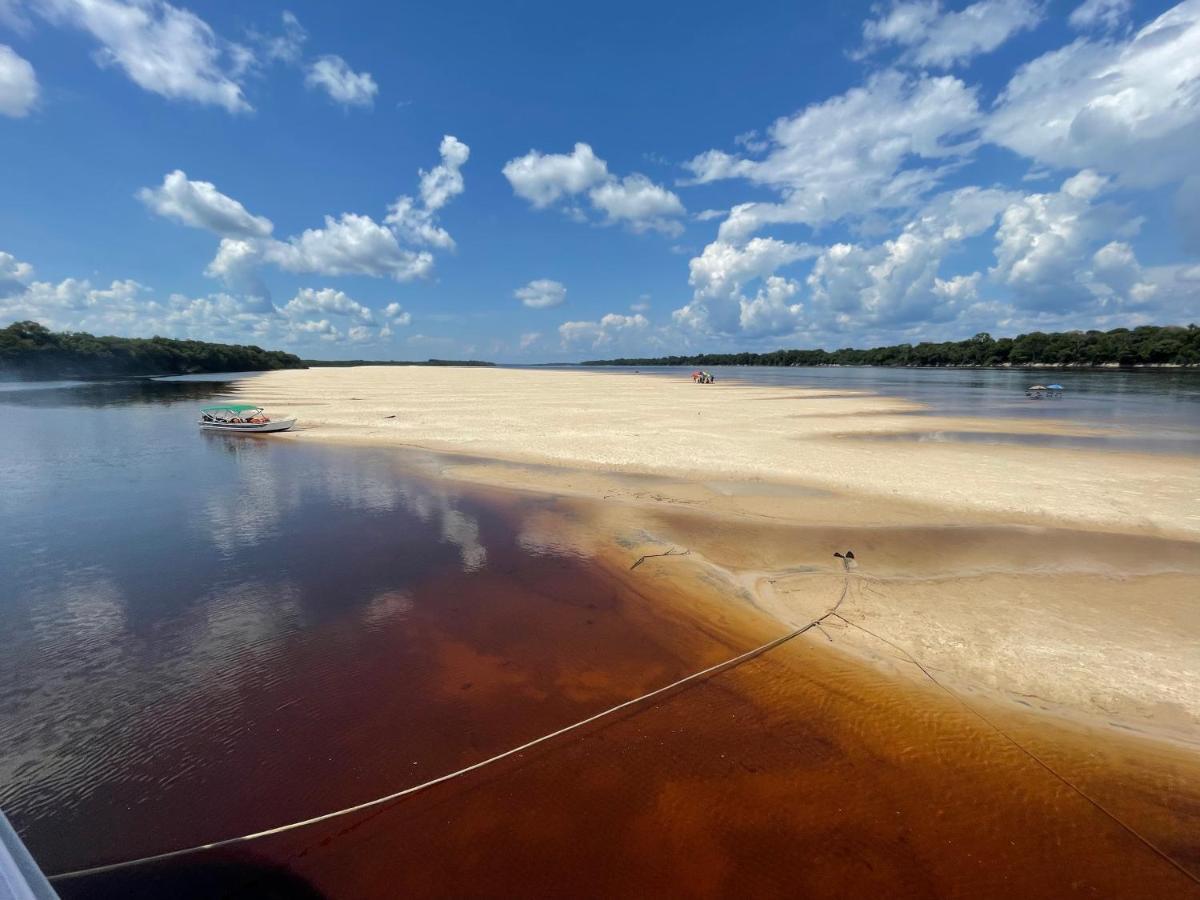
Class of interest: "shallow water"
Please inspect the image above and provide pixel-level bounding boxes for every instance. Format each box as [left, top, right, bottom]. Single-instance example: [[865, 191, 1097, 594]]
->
[[3, 377, 1199, 898], [565, 365, 1200, 455]]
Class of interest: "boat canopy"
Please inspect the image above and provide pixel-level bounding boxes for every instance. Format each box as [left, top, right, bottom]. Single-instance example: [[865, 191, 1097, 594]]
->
[[1046, 384, 1064, 390], [1027, 385, 1047, 391], [201, 404, 262, 412]]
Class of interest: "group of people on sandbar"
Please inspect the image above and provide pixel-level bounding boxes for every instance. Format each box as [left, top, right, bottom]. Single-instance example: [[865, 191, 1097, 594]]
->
[[690, 370, 716, 384]]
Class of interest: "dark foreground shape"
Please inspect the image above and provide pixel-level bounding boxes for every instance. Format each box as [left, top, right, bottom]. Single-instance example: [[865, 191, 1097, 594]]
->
[[53, 857, 326, 900]]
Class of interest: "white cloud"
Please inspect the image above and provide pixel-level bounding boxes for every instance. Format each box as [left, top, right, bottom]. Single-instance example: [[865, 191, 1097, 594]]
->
[[1068, 0, 1131, 31], [0, 44, 38, 117], [263, 213, 434, 280], [803, 186, 1015, 330], [281, 287, 373, 323], [261, 10, 306, 63], [933, 271, 982, 301], [685, 70, 980, 240], [305, 54, 377, 108], [419, 135, 470, 210], [384, 135, 470, 250], [689, 237, 817, 303], [987, 3, 1200, 187], [37, 0, 252, 112], [383, 302, 412, 326], [736, 277, 806, 338], [515, 278, 566, 309], [860, 0, 1042, 68], [138, 170, 273, 238], [675, 238, 819, 337], [558, 312, 650, 350], [0, 250, 34, 295], [503, 142, 685, 235], [141, 136, 466, 289], [502, 143, 609, 208], [588, 174, 686, 236], [0, 249, 409, 348], [989, 169, 1152, 309], [519, 331, 542, 350]]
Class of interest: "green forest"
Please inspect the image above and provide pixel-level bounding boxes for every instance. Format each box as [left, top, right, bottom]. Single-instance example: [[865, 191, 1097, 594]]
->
[[0, 321, 305, 378], [583, 325, 1200, 368]]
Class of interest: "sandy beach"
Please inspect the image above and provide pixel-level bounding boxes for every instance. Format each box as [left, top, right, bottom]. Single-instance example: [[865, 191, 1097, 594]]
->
[[248, 366, 1199, 538], [235, 365, 1200, 750]]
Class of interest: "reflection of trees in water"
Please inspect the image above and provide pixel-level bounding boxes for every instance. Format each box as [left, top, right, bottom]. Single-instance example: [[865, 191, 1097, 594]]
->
[[0, 378, 239, 410]]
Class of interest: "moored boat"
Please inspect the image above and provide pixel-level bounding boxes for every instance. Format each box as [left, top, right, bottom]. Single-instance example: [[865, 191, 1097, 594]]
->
[[199, 404, 295, 433]]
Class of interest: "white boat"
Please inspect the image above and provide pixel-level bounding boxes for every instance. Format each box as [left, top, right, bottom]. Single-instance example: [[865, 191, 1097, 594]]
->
[[199, 404, 296, 433]]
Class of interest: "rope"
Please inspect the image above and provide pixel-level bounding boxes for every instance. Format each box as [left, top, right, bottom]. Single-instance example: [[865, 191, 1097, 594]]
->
[[49, 584, 847, 882]]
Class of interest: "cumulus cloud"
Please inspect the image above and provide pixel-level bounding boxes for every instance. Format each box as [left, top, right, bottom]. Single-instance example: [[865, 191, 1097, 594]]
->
[[684, 70, 980, 241], [305, 54, 378, 108], [502, 143, 609, 208], [987, 3, 1200, 187], [0, 250, 34, 296], [859, 0, 1042, 68], [419, 135, 470, 210], [989, 169, 1153, 309], [142, 135, 467, 291], [137, 170, 273, 238], [36, 0, 253, 112], [385, 135, 471, 250], [0, 248, 404, 348], [383, 301, 412, 326], [588, 174, 686, 236], [515, 278, 567, 309], [558, 312, 650, 350], [0, 44, 38, 117], [281, 287, 373, 322], [262, 213, 434, 280], [1068, 0, 1131, 31], [503, 142, 686, 235]]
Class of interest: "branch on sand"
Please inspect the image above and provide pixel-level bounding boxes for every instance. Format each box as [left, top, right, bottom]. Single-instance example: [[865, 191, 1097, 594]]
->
[[630, 547, 691, 570]]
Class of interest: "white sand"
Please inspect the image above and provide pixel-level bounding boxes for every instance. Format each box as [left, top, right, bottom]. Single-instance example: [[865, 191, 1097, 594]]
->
[[244, 366, 1200, 538]]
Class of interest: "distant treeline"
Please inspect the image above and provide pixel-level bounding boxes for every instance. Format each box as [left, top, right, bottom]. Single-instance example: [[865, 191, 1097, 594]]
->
[[582, 325, 1200, 368], [0, 321, 305, 378], [303, 358, 495, 367]]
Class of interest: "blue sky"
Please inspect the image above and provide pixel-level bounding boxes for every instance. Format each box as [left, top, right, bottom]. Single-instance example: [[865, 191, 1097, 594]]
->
[[1, 0, 1197, 361]]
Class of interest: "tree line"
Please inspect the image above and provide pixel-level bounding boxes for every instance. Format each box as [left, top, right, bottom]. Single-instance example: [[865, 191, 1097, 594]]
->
[[582, 325, 1200, 368], [302, 358, 495, 367], [0, 321, 305, 378]]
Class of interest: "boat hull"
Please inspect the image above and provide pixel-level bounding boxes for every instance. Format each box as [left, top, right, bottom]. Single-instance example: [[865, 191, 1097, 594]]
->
[[199, 418, 296, 433]]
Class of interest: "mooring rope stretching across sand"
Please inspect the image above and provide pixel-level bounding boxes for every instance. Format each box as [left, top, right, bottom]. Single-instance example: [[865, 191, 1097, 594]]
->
[[48, 580, 851, 882]]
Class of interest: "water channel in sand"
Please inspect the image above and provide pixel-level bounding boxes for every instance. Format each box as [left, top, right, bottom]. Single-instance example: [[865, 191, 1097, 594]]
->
[[2, 377, 1198, 898]]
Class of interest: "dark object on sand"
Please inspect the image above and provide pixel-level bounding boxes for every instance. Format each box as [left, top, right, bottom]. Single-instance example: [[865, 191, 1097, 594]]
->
[[833, 550, 855, 560]]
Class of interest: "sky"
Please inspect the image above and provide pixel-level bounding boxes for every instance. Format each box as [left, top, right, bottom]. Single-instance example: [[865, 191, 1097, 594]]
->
[[0, 0, 1198, 362]]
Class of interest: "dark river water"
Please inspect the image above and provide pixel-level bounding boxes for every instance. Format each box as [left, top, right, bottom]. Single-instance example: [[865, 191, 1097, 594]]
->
[[2, 372, 1199, 899], [0, 377, 756, 887]]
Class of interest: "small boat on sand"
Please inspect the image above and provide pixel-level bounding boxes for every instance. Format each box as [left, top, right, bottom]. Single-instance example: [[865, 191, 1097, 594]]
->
[[199, 404, 295, 433]]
